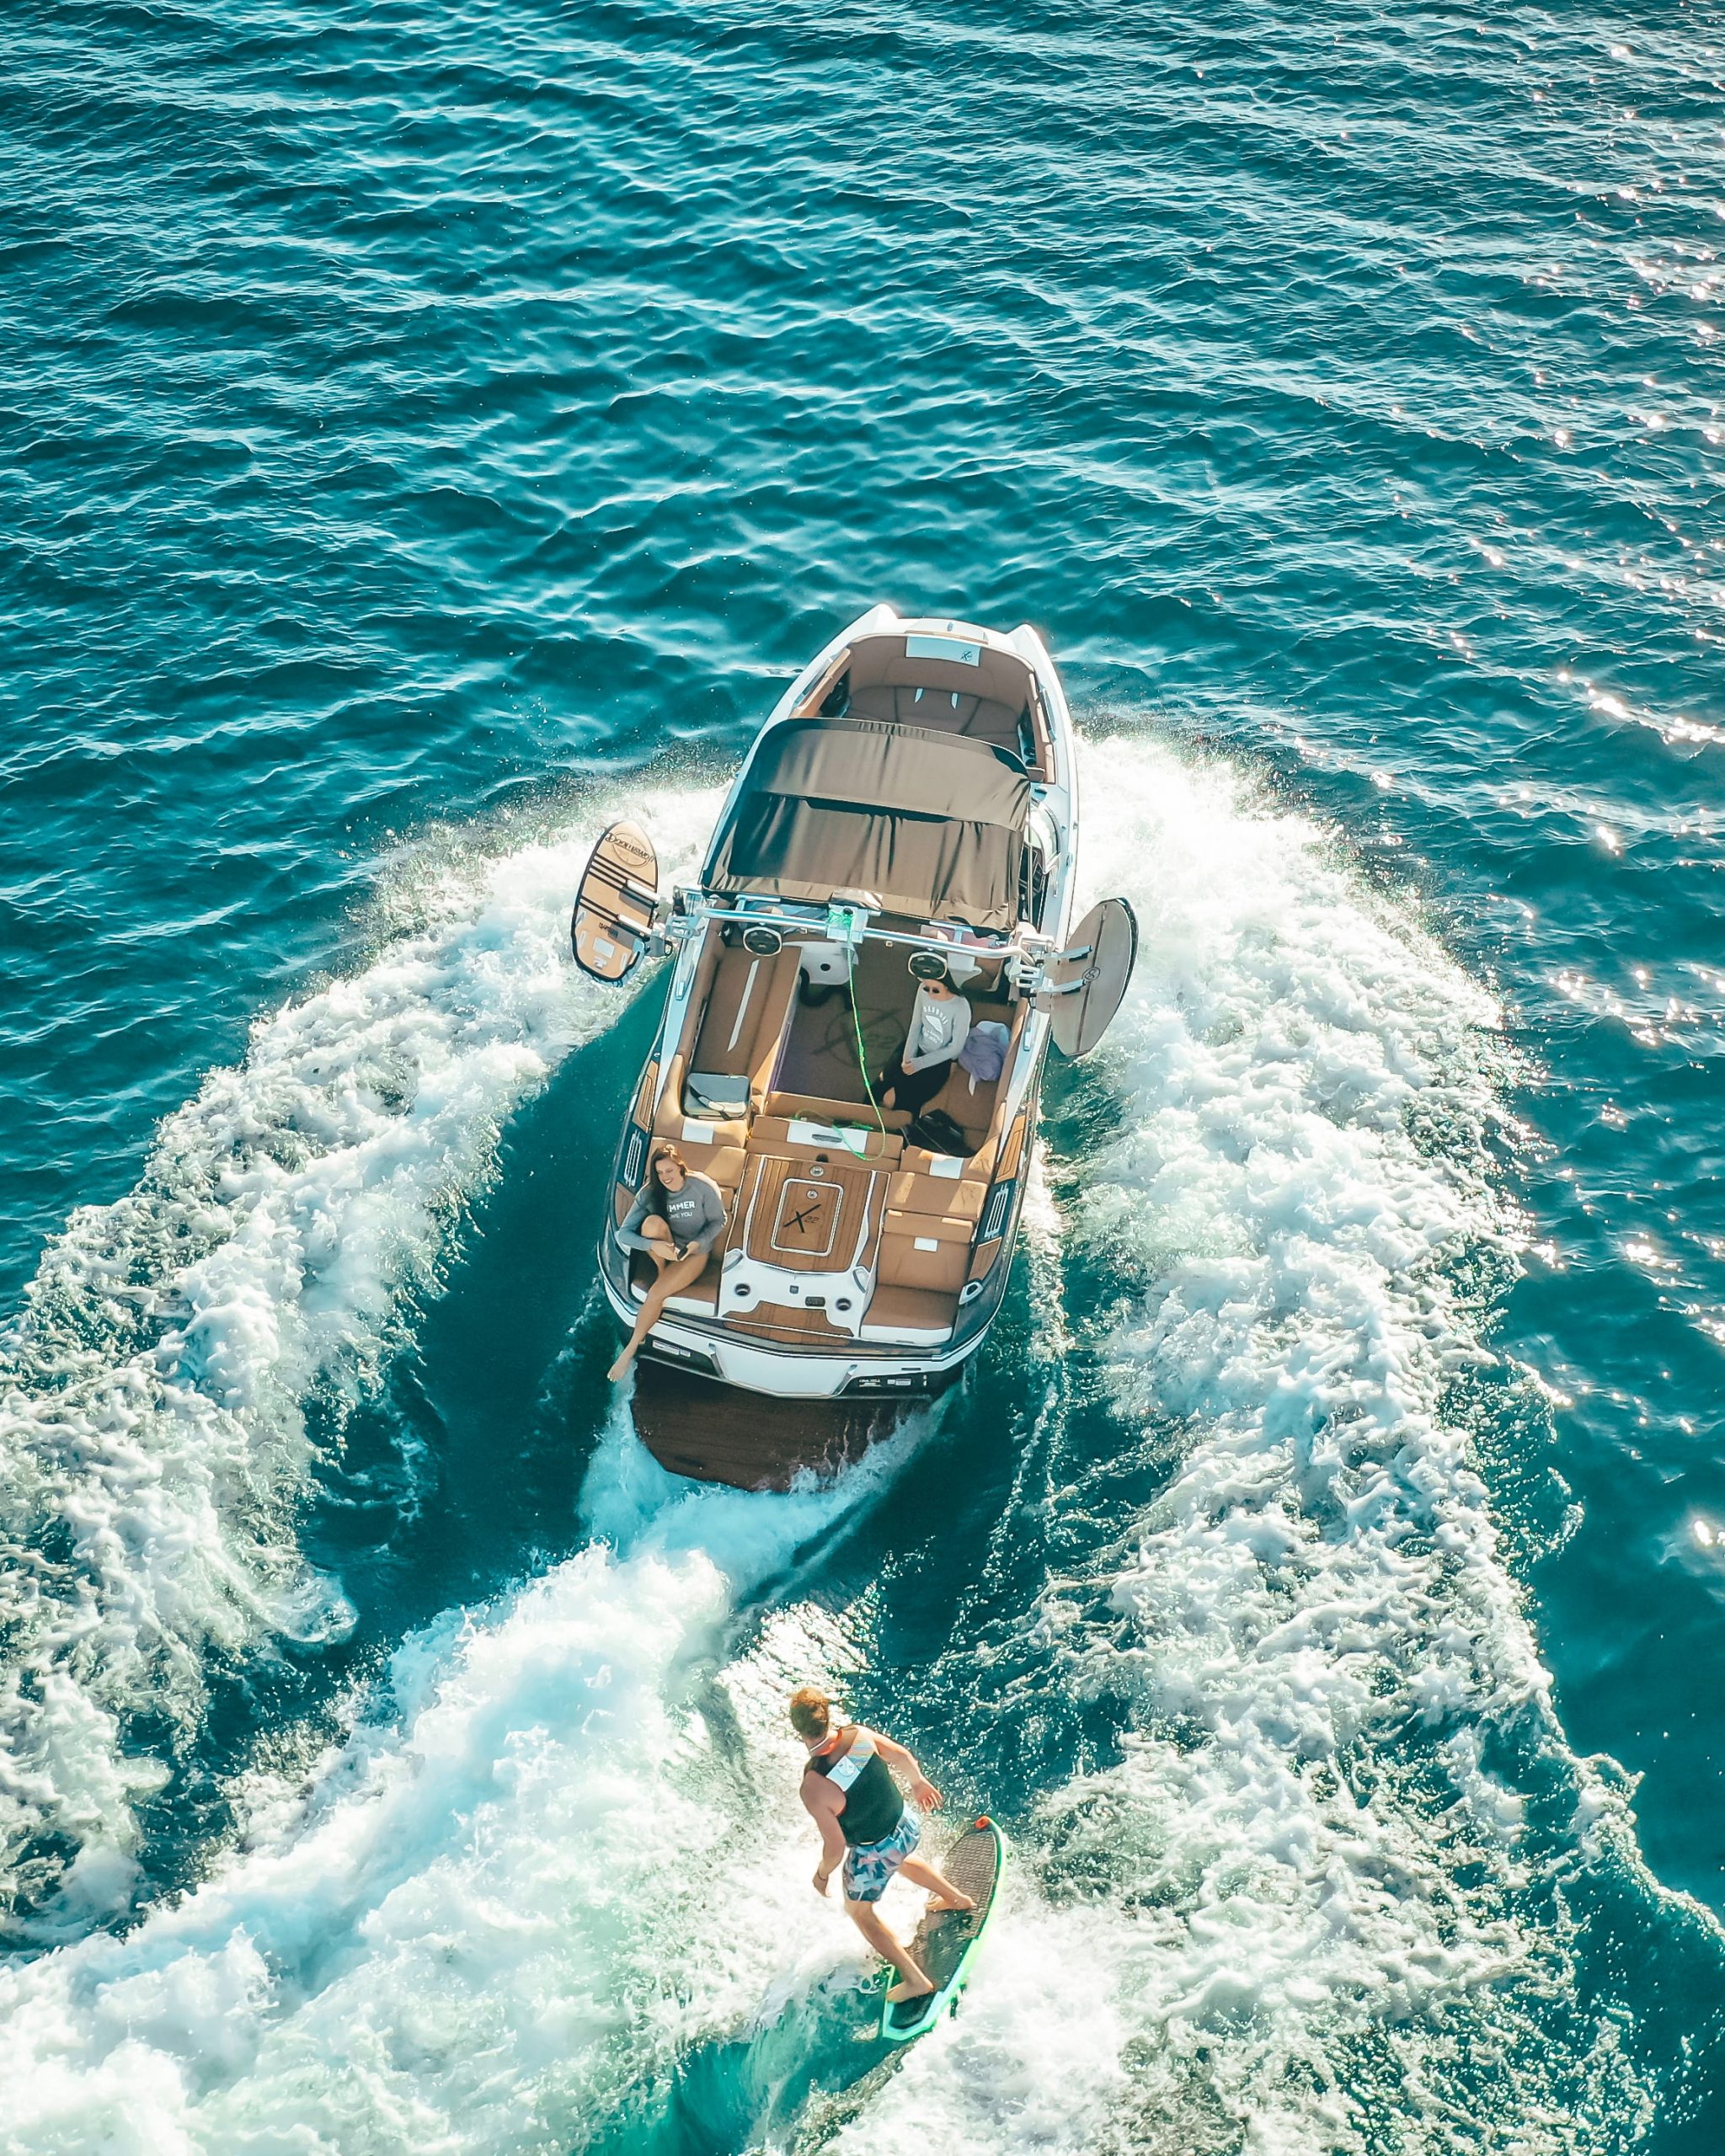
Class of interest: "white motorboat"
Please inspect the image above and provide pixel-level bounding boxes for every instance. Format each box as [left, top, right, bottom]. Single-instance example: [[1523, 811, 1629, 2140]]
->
[[571, 605, 1134, 1486]]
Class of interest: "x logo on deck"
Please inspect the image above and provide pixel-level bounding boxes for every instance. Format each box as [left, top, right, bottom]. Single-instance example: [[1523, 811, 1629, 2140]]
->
[[769, 1176, 841, 1261]]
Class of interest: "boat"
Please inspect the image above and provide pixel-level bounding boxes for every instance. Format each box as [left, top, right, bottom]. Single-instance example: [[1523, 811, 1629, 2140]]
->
[[570, 605, 1135, 1488]]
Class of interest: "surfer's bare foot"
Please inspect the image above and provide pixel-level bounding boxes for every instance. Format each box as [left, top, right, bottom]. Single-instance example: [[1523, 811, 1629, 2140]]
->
[[886, 1977, 935, 2004], [606, 1354, 632, 1384], [926, 1892, 976, 1912]]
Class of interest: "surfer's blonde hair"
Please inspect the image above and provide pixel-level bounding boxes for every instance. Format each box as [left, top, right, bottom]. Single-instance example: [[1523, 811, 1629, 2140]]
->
[[788, 1685, 832, 1738]]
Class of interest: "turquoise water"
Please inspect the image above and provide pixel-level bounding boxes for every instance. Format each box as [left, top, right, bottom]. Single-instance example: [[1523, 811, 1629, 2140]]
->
[[4, 0, 1724, 2145]]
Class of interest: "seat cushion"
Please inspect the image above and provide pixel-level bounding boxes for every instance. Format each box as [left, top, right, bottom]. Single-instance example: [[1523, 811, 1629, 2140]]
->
[[672, 1142, 746, 1191], [651, 1054, 749, 1147], [685, 944, 802, 1110], [882, 1207, 974, 1246], [900, 1144, 976, 1177], [928, 1063, 997, 1145], [885, 1170, 986, 1222], [846, 685, 1025, 753], [656, 1104, 750, 1150], [860, 1284, 958, 1342], [747, 1116, 903, 1168], [876, 1233, 968, 1293], [765, 1091, 911, 1133]]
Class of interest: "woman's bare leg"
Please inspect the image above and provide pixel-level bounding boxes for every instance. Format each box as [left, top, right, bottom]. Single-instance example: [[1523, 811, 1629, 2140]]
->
[[608, 1219, 672, 1380], [628, 1218, 677, 1292], [609, 1235, 709, 1382], [898, 1855, 975, 1912]]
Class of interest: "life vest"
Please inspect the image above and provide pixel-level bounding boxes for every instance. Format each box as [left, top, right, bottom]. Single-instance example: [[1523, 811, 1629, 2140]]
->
[[806, 1726, 904, 1846]]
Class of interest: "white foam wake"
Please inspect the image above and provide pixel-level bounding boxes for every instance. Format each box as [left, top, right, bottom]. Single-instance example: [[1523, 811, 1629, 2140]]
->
[[3, 731, 1684, 2152], [829, 736, 1660, 2151], [0, 786, 718, 1924], [0, 1416, 910, 2153]]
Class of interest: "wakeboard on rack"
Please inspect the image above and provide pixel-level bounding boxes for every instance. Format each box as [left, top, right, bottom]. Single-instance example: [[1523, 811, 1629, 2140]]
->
[[879, 1816, 1008, 2044], [570, 819, 660, 982]]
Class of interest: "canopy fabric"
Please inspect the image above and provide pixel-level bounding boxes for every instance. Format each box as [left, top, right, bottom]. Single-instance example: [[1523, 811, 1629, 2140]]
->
[[705, 718, 1030, 930]]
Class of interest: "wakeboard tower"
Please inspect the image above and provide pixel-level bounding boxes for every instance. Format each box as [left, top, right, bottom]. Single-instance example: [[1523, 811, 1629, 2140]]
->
[[571, 606, 1135, 1489]]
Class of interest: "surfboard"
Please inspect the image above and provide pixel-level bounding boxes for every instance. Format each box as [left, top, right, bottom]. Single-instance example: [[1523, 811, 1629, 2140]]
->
[[570, 820, 660, 982], [879, 1817, 1007, 2044], [1045, 896, 1137, 1058]]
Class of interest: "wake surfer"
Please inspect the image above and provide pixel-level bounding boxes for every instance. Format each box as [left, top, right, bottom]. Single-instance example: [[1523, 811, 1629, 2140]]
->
[[791, 1684, 975, 2008]]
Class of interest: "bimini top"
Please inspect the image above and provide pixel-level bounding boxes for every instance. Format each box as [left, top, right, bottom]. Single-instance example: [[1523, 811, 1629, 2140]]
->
[[704, 717, 1031, 931]]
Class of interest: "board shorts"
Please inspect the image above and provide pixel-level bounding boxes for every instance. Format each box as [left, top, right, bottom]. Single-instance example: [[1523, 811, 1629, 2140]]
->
[[842, 1805, 921, 1904]]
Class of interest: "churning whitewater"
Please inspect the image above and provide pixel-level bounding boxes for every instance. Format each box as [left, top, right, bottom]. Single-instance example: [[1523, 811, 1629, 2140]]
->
[[844, 742, 1662, 2152], [3, 740, 1696, 2152], [0, 787, 720, 1931]]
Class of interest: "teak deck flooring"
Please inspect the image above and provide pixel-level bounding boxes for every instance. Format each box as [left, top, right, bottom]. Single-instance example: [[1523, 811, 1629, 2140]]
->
[[630, 1361, 904, 1490], [735, 1152, 882, 1274]]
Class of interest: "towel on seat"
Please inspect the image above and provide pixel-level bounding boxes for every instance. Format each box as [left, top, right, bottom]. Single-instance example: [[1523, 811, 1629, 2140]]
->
[[959, 1020, 1009, 1087]]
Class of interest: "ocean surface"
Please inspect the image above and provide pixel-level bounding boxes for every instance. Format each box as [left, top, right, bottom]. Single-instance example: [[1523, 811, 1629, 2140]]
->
[[3, 1, 1723, 2147]]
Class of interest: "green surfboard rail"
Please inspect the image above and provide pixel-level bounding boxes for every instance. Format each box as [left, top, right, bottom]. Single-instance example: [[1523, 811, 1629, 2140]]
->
[[879, 1817, 1008, 2046]]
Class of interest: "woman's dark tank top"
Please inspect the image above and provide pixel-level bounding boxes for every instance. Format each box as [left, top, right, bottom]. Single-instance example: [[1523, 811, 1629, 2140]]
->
[[807, 1726, 904, 1846]]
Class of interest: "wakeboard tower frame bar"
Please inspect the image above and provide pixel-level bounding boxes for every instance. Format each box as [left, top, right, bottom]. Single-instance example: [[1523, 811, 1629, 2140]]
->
[[653, 894, 1033, 962], [644, 891, 1096, 1008]]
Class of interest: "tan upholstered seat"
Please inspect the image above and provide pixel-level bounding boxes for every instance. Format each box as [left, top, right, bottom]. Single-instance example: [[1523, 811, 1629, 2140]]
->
[[906, 993, 1027, 1171], [926, 1063, 999, 1153], [860, 1283, 959, 1343], [764, 1091, 911, 1132], [836, 627, 1052, 778], [630, 1248, 722, 1305], [900, 1145, 975, 1177], [875, 1219, 969, 1294], [882, 1206, 973, 1241], [681, 944, 801, 1113], [746, 1116, 904, 1169], [847, 683, 1028, 757], [673, 1142, 746, 1192], [885, 1169, 986, 1222], [654, 1075, 746, 1142]]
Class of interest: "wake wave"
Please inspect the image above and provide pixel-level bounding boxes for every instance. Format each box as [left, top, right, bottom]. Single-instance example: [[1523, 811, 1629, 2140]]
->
[[0, 1415, 913, 2152], [3, 734, 1708, 2153], [830, 739, 1675, 2150], [0, 787, 718, 1928]]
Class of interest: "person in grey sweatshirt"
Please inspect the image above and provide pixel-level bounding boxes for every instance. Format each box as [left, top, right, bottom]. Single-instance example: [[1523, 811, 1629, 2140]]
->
[[608, 1145, 729, 1382], [875, 970, 972, 1120]]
